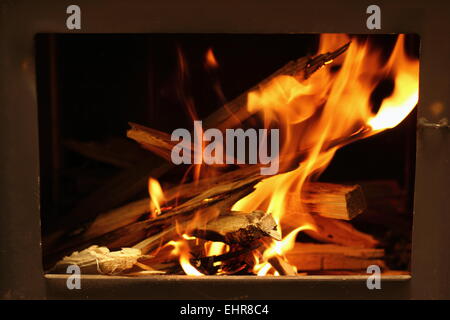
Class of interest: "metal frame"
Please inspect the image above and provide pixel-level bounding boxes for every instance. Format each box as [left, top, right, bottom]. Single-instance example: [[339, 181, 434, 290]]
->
[[0, 0, 449, 299]]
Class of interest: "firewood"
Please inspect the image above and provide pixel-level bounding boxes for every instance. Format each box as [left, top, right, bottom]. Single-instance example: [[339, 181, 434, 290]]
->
[[126, 125, 176, 162], [46, 185, 254, 262], [192, 242, 261, 266], [43, 159, 171, 249], [190, 242, 262, 275], [82, 198, 149, 240], [63, 138, 149, 169], [80, 179, 365, 249], [282, 213, 378, 248], [132, 225, 179, 255], [307, 215, 378, 248], [48, 43, 351, 243], [285, 243, 385, 272], [268, 255, 298, 276], [190, 210, 281, 245], [50, 44, 349, 242], [133, 210, 280, 256]]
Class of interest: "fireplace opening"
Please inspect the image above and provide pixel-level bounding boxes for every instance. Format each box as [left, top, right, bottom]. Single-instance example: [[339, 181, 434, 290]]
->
[[36, 33, 419, 277]]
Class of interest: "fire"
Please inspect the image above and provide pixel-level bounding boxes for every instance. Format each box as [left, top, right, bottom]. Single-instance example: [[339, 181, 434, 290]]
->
[[148, 177, 165, 218], [252, 224, 316, 276], [367, 37, 419, 131], [232, 34, 419, 274], [205, 48, 219, 68], [146, 34, 419, 276], [263, 224, 316, 259], [205, 241, 228, 257], [165, 237, 204, 276]]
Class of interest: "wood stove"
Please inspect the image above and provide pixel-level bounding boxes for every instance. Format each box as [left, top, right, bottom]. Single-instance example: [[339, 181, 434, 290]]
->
[[0, 0, 449, 300]]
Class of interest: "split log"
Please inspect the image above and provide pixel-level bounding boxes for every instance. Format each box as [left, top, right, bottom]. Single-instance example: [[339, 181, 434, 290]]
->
[[190, 242, 262, 275], [307, 215, 378, 248], [268, 256, 298, 276], [287, 183, 366, 220], [47, 177, 374, 266], [190, 210, 281, 245], [126, 125, 176, 162], [285, 243, 385, 272]]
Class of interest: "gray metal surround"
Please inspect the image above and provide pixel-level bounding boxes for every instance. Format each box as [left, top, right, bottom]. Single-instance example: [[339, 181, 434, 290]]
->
[[0, 0, 449, 299]]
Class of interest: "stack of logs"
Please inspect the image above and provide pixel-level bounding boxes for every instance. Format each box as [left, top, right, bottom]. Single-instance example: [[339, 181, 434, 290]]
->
[[46, 42, 388, 276]]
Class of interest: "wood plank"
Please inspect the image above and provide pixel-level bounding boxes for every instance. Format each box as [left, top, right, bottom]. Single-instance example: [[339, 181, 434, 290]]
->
[[285, 243, 385, 272], [282, 211, 378, 248]]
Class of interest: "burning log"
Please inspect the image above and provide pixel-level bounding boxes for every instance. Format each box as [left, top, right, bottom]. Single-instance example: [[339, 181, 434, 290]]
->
[[190, 210, 281, 245], [133, 210, 280, 254], [285, 243, 385, 272], [190, 242, 262, 275]]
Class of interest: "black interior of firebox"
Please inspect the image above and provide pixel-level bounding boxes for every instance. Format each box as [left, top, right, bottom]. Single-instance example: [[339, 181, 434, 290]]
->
[[35, 34, 419, 272]]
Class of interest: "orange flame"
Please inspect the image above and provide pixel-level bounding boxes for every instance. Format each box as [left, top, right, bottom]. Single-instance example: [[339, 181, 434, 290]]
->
[[368, 36, 419, 131], [252, 224, 316, 276], [205, 48, 219, 68], [150, 34, 419, 276], [232, 34, 419, 272], [148, 177, 165, 218], [205, 241, 228, 257]]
